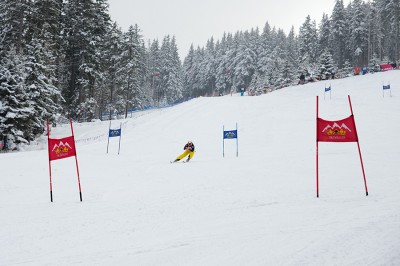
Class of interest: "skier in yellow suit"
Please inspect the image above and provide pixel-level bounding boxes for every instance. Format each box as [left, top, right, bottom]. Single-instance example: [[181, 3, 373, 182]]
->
[[172, 141, 195, 163]]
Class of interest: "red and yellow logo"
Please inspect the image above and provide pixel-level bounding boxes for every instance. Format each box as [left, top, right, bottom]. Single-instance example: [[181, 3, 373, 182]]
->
[[322, 122, 351, 137], [325, 128, 347, 136], [54, 145, 70, 155]]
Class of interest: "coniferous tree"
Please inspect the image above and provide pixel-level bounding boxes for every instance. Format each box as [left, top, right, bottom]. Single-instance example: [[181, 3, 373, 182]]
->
[[24, 37, 62, 139], [331, 0, 347, 67], [368, 52, 381, 72], [348, 0, 369, 66], [318, 13, 332, 58], [30, 0, 63, 89], [0, 48, 32, 145], [385, 0, 400, 62], [254, 22, 273, 90], [62, 0, 110, 121], [147, 39, 162, 105], [215, 33, 234, 95], [100, 22, 123, 120], [233, 30, 257, 91], [201, 37, 217, 96], [159, 36, 183, 105], [119, 24, 145, 117], [298, 15, 318, 73], [182, 44, 196, 97], [0, 0, 32, 56], [341, 59, 354, 77], [319, 49, 336, 78]]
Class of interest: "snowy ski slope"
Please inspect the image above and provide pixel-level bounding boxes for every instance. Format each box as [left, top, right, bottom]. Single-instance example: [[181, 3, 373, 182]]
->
[[1, 70, 400, 265]]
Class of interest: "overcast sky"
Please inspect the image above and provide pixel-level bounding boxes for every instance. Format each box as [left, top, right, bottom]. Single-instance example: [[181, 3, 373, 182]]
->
[[107, 0, 350, 60]]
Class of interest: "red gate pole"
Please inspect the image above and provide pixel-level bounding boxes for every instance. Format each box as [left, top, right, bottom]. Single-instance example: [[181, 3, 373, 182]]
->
[[316, 96, 319, 198], [70, 119, 83, 201], [46, 120, 54, 202], [348, 96, 369, 196]]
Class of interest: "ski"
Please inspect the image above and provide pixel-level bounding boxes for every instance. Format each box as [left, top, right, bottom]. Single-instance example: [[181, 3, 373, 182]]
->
[[170, 160, 188, 163]]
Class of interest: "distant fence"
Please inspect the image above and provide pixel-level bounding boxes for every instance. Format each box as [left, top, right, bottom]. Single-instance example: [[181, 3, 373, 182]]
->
[[100, 97, 193, 121]]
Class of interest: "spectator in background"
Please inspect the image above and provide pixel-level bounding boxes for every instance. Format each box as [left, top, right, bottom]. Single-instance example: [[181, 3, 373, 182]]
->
[[299, 73, 305, 85], [362, 66, 368, 75], [354, 66, 360, 75]]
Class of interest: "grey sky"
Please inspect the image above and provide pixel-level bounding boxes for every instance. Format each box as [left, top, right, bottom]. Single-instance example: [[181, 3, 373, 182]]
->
[[107, 0, 350, 59]]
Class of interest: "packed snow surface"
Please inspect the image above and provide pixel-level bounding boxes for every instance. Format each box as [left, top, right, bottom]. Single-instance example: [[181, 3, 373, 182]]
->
[[1, 71, 400, 265]]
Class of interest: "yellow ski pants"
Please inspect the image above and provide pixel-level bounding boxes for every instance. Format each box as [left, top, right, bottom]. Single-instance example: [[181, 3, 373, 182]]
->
[[176, 150, 195, 160]]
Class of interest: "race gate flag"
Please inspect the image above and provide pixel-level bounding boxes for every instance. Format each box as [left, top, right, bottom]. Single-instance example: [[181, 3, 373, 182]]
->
[[224, 130, 237, 139], [324, 84, 331, 100], [316, 95, 368, 197], [317, 116, 358, 142], [223, 123, 238, 157], [109, 128, 121, 137], [48, 136, 76, 161], [47, 120, 83, 202], [106, 121, 122, 154], [382, 83, 392, 98]]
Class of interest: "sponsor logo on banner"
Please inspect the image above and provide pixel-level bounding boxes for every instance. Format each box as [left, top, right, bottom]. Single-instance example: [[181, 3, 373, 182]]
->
[[317, 116, 358, 142], [322, 122, 351, 139], [48, 136, 76, 161], [224, 130, 237, 139], [53, 141, 73, 155], [109, 129, 121, 137]]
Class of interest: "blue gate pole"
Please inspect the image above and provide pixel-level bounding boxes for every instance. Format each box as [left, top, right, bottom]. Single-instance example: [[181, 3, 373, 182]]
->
[[222, 125, 225, 157], [118, 122, 122, 155], [236, 123, 238, 157]]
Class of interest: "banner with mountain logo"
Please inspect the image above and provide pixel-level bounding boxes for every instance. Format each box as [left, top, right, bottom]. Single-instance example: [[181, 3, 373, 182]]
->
[[317, 116, 358, 142], [48, 136, 77, 161]]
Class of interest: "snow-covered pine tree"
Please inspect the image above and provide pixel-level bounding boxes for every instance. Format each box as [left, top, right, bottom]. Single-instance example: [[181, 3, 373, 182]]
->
[[232, 30, 257, 93], [385, 0, 400, 62], [0, 0, 31, 56], [215, 33, 234, 95], [147, 39, 162, 105], [264, 46, 283, 89], [182, 44, 196, 97], [298, 15, 318, 73], [0, 48, 33, 146], [253, 22, 273, 91], [348, 0, 369, 66], [331, 0, 347, 68], [119, 24, 146, 118], [24, 37, 62, 139], [62, 0, 111, 121], [368, 53, 381, 72], [318, 49, 336, 79], [318, 13, 332, 59], [158, 35, 183, 105], [99, 22, 123, 120], [366, 2, 382, 63], [166, 36, 183, 103], [200, 37, 217, 96], [340, 59, 354, 77], [30, 0, 64, 89]]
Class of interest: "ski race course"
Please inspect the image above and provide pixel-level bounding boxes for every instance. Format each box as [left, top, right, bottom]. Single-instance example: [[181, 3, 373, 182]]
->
[[1, 70, 400, 265]]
